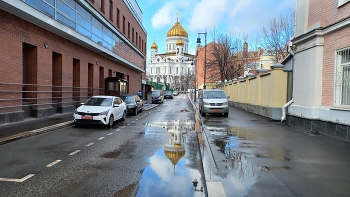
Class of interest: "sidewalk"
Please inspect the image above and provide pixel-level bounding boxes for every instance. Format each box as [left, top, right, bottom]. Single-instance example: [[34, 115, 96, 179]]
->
[[0, 101, 158, 145]]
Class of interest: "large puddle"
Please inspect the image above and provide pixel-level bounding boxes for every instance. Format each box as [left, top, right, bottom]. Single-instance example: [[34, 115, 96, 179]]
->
[[201, 119, 271, 197], [134, 120, 206, 197]]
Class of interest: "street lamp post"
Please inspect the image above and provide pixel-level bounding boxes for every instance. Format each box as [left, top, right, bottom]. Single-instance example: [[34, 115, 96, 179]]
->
[[197, 32, 207, 89], [191, 59, 196, 102]]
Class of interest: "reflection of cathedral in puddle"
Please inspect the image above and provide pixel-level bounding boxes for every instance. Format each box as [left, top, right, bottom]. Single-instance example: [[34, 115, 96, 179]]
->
[[164, 128, 186, 174], [147, 120, 194, 174]]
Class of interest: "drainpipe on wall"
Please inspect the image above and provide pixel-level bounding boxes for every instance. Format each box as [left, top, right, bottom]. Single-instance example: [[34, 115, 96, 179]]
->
[[281, 98, 294, 122]]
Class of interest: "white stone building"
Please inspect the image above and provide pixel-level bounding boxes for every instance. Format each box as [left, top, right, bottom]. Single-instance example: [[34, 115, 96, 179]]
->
[[148, 17, 196, 91]]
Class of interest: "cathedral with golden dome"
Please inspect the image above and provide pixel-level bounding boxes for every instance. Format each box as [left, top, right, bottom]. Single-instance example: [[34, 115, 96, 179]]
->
[[148, 15, 196, 91]]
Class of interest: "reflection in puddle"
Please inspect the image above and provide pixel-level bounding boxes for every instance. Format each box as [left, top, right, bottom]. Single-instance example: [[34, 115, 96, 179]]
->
[[136, 120, 205, 197], [202, 121, 265, 197]]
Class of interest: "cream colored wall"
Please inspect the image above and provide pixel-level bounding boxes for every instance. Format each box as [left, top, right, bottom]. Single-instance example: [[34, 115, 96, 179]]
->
[[260, 55, 274, 69], [248, 77, 259, 105], [219, 67, 288, 109]]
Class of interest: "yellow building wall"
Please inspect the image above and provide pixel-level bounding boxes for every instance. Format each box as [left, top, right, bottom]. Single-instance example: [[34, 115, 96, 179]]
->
[[220, 67, 288, 110], [248, 77, 259, 105], [239, 81, 248, 103]]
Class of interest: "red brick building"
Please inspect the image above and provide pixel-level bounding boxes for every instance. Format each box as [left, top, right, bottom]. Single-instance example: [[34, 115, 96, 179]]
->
[[0, 0, 146, 124], [196, 42, 262, 89], [287, 0, 350, 141]]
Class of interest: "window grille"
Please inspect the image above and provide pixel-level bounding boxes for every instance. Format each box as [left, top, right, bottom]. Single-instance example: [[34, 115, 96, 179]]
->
[[335, 47, 350, 107]]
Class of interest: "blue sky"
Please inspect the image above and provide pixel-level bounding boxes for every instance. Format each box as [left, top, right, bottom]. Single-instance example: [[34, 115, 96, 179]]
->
[[137, 0, 295, 65]]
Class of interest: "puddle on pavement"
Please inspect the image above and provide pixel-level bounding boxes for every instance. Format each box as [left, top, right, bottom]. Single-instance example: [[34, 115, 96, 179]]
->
[[133, 120, 205, 197], [102, 149, 121, 158], [201, 119, 291, 196]]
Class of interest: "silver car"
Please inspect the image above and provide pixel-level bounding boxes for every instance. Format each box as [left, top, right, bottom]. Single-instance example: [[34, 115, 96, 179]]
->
[[199, 89, 230, 117]]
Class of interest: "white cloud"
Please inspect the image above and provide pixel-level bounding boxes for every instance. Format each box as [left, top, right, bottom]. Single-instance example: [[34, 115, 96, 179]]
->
[[189, 0, 229, 31], [229, 0, 252, 18], [151, 2, 177, 29]]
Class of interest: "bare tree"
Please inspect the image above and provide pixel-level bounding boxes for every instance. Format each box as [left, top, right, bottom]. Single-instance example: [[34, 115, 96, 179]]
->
[[179, 74, 193, 91], [209, 29, 243, 82], [259, 13, 294, 63]]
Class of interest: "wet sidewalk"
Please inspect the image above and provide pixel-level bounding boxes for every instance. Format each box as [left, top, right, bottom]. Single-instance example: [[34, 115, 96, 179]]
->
[[189, 98, 350, 197]]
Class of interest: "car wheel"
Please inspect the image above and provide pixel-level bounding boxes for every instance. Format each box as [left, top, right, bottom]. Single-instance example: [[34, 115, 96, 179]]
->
[[108, 115, 114, 127], [224, 113, 229, 117], [121, 111, 126, 121], [140, 105, 143, 112], [133, 107, 138, 116], [200, 107, 206, 116], [74, 122, 81, 127]]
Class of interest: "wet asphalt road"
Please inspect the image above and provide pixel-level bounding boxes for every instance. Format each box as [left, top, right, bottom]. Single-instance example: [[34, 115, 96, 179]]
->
[[1, 94, 350, 197], [0, 94, 205, 197]]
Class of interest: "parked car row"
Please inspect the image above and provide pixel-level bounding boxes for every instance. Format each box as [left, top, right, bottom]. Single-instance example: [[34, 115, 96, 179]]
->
[[73, 94, 144, 127], [150, 90, 178, 103], [72, 89, 229, 127]]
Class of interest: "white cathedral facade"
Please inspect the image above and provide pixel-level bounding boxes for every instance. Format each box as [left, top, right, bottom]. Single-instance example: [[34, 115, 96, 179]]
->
[[148, 17, 196, 91]]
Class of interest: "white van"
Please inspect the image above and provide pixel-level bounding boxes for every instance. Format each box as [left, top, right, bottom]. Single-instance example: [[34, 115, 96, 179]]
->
[[198, 89, 230, 117]]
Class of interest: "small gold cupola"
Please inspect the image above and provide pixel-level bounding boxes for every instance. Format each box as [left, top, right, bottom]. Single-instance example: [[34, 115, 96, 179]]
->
[[176, 39, 184, 46], [151, 42, 158, 49]]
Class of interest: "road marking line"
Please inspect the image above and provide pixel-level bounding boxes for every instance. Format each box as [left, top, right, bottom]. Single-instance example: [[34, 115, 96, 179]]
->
[[69, 150, 81, 155], [132, 121, 135, 123], [98, 137, 105, 140], [0, 174, 35, 183], [122, 126, 126, 128], [127, 123, 131, 125], [135, 119, 138, 120], [86, 142, 94, 146], [107, 132, 113, 135], [46, 160, 61, 167], [115, 129, 120, 131]]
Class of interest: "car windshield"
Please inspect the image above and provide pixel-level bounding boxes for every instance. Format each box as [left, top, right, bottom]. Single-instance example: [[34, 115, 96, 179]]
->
[[165, 91, 171, 94], [152, 91, 160, 96], [84, 97, 112, 106], [203, 91, 227, 99], [120, 95, 135, 102]]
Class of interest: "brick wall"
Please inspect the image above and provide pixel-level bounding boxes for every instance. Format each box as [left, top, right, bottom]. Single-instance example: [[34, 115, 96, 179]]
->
[[308, 0, 350, 28], [0, 9, 142, 115], [322, 28, 350, 106]]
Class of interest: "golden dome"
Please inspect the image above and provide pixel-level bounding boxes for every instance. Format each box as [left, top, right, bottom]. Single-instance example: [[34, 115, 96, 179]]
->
[[151, 42, 158, 49], [176, 39, 184, 46], [166, 21, 188, 38]]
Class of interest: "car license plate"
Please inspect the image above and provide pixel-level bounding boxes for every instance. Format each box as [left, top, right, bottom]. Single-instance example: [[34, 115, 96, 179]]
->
[[213, 110, 221, 113], [82, 115, 93, 120]]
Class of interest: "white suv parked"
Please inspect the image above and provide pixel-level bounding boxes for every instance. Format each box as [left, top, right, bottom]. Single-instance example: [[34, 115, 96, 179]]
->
[[199, 89, 230, 117], [73, 96, 127, 127]]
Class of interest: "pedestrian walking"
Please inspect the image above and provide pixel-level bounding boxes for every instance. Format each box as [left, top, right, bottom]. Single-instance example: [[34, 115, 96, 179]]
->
[[137, 90, 142, 98]]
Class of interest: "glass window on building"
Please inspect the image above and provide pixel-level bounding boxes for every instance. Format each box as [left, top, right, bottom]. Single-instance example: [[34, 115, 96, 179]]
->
[[335, 47, 350, 107]]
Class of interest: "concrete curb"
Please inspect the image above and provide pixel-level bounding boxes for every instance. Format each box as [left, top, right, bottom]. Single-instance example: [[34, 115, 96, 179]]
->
[[0, 121, 73, 145], [142, 104, 159, 111], [188, 96, 226, 197]]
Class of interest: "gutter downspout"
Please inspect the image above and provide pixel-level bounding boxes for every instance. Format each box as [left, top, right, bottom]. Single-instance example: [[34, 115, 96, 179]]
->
[[281, 98, 294, 122]]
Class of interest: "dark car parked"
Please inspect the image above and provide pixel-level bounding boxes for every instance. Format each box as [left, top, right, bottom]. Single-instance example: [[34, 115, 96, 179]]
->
[[164, 91, 173, 99], [119, 94, 143, 115], [150, 90, 164, 104]]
